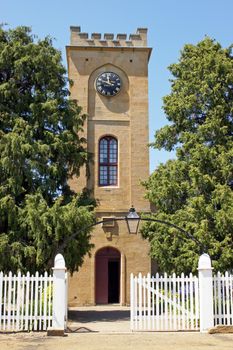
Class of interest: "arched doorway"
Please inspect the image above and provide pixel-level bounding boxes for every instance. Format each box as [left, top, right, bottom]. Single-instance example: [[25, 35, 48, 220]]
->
[[95, 247, 120, 304]]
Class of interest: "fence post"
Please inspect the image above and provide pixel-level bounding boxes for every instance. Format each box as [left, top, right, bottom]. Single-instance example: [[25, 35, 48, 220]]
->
[[198, 253, 214, 332], [47, 254, 66, 336]]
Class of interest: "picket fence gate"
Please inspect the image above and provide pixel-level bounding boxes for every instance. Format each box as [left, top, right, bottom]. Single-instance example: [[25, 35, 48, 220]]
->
[[130, 254, 233, 332], [0, 254, 67, 332], [130, 272, 199, 331]]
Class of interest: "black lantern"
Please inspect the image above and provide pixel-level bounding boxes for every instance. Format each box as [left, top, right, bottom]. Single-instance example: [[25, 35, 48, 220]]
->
[[126, 206, 140, 234]]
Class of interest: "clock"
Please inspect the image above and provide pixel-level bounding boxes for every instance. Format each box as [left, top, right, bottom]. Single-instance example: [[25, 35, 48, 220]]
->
[[96, 72, 121, 97]]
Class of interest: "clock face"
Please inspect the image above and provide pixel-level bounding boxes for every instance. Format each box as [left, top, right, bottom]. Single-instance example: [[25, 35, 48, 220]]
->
[[96, 72, 121, 97]]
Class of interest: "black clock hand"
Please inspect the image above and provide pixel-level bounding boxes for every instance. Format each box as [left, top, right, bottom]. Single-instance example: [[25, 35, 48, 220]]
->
[[101, 79, 112, 86]]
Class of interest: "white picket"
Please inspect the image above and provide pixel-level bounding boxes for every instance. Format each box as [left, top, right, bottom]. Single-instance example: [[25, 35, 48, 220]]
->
[[222, 275, 226, 322], [0, 272, 2, 330], [143, 275, 146, 330], [65, 272, 68, 327], [48, 274, 52, 328], [7, 272, 11, 329], [226, 273, 229, 322], [172, 273, 177, 330], [213, 272, 217, 322], [168, 275, 172, 330], [43, 272, 48, 330], [25, 272, 30, 330], [194, 276, 199, 330], [134, 275, 138, 330], [155, 274, 159, 330], [230, 275, 233, 324], [151, 275, 155, 330], [3, 274, 7, 330], [147, 273, 151, 330], [12, 274, 16, 331], [217, 271, 221, 323], [16, 271, 21, 331], [185, 275, 189, 330], [177, 276, 181, 330], [164, 273, 167, 330], [34, 272, 39, 331], [138, 273, 142, 330], [181, 273, 185, 330], [39, 274, 43, 330], [161, 273, 164, 330]]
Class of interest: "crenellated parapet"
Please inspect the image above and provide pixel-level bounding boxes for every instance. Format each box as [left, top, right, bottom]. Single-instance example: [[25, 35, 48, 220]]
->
[[70, 26, 148, 47]]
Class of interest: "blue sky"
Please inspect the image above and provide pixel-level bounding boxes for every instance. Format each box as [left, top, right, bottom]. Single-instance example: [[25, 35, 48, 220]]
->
[[1, 0, 233, 172]]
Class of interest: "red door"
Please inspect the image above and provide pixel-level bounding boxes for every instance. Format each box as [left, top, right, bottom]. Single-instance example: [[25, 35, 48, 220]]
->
[[95, 247, 120, 304]]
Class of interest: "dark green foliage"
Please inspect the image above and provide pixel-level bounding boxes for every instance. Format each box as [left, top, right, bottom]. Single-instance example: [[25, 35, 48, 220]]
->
[[0, 26, 95, 273], [142, 38, 233, 274]]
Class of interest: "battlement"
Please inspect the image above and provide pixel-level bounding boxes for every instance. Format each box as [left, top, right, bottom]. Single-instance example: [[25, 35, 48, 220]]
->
[[70, 26, 148, 47]]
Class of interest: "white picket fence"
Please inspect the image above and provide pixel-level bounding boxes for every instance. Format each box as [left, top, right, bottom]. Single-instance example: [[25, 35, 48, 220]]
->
[[213, 272, 233, 326], [130, 272, 199, 331], [0, 254, 67, 332], [0, 271, 53, 331]]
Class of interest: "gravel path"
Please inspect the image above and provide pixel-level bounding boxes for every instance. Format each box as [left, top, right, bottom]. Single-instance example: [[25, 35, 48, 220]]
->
[[1, 331, 233, 350]]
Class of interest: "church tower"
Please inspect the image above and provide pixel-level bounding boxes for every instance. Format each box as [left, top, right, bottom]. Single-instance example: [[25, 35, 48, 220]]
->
[[67, 27, 152, 306]]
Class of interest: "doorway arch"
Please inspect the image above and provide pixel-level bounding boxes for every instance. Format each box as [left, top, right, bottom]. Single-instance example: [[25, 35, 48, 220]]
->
[[95, 247, 121, 304]]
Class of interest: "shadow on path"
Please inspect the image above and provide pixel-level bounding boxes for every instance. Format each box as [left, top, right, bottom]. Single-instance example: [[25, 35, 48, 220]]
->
[[68, 309, 130, 324]]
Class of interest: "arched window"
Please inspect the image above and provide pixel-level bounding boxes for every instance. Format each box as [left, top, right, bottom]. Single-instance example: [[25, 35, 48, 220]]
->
[[99, 136, 118, 186]]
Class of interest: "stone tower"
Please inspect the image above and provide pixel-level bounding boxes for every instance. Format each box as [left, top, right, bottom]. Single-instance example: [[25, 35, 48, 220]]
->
[[67, 27, 152, 306]]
